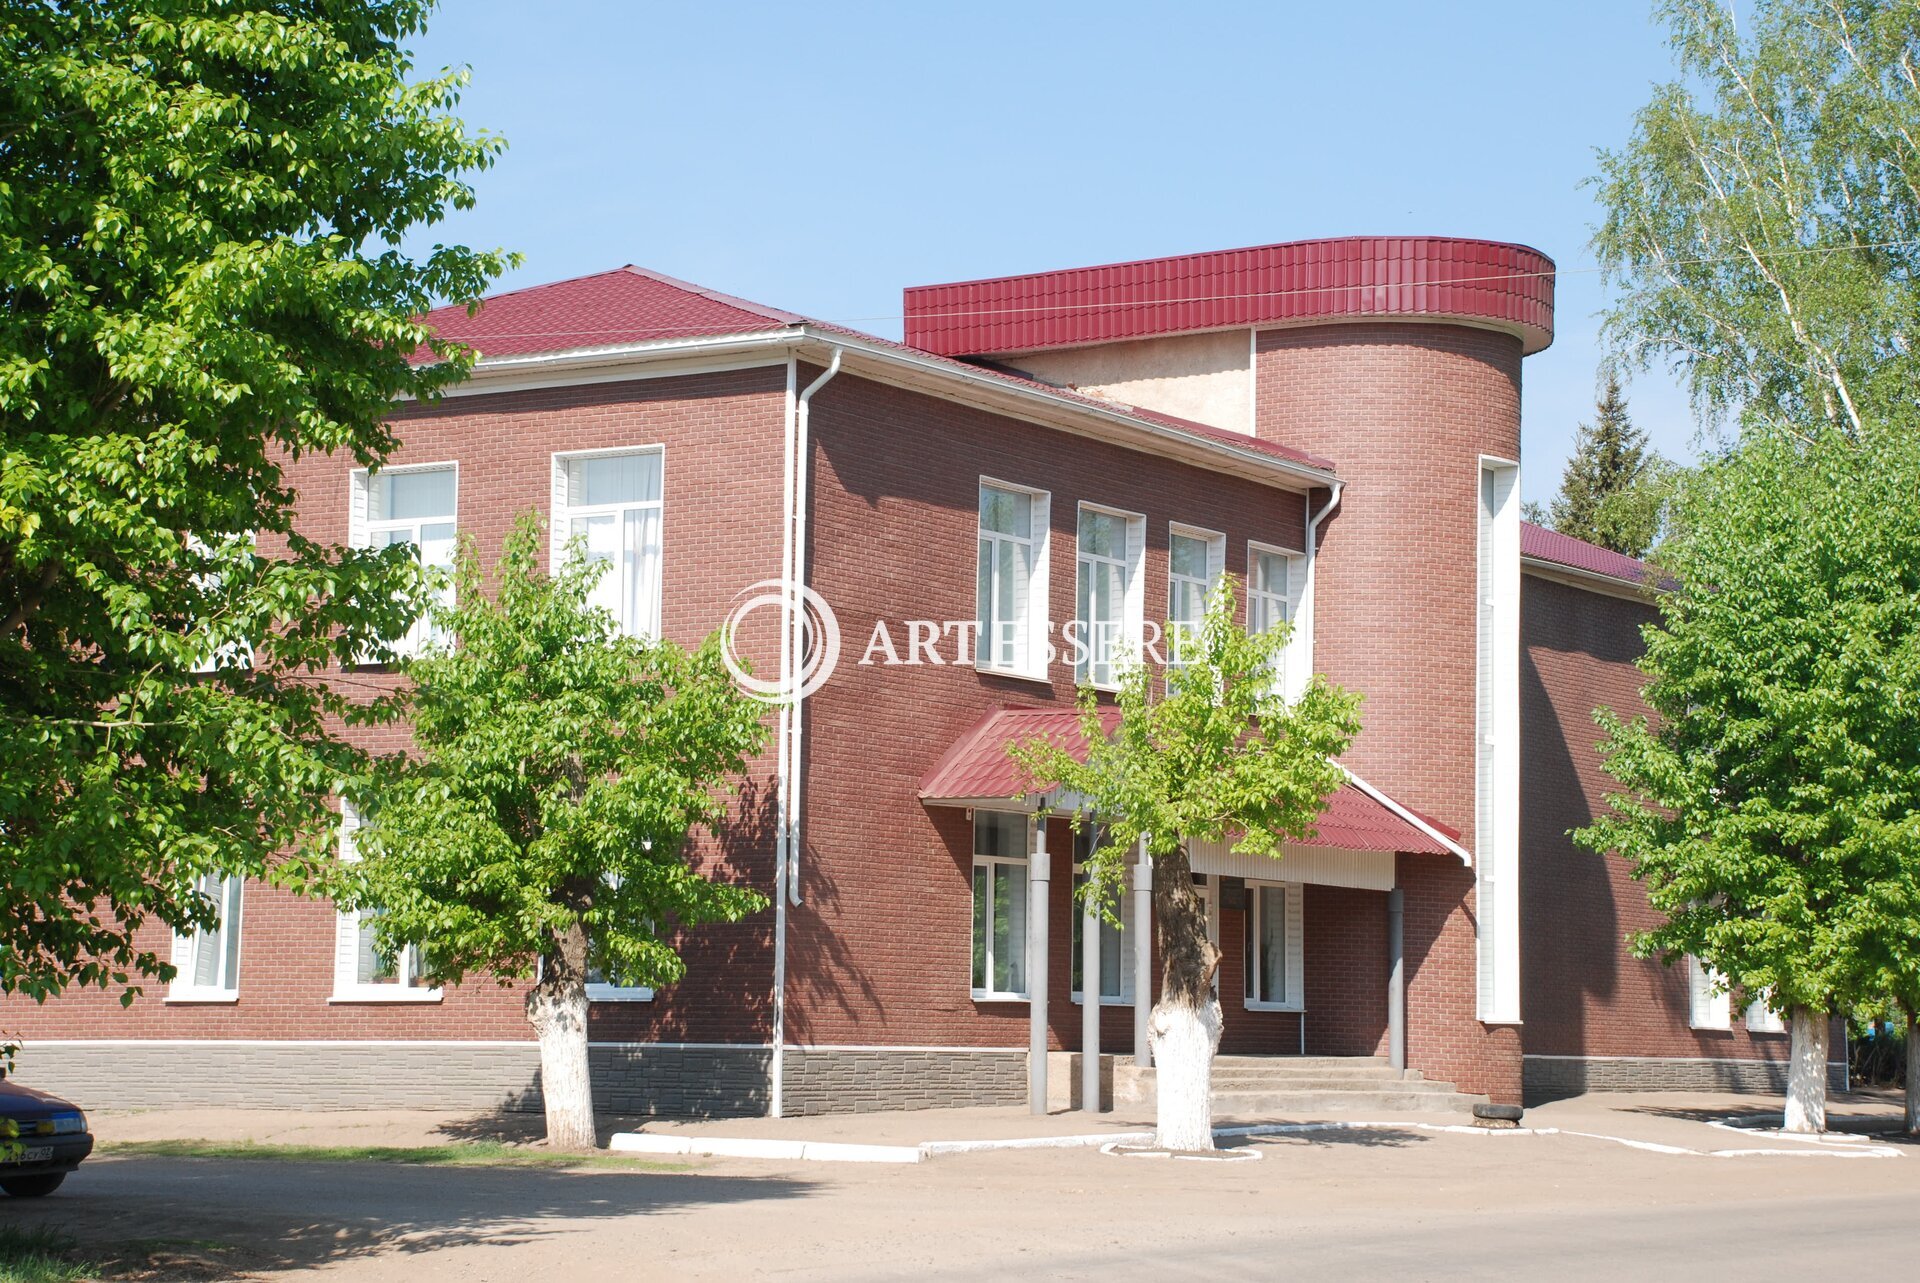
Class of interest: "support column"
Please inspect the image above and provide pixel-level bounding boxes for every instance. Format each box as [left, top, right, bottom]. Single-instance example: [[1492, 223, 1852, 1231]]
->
[[1082, 878, 1102, 1113], [1388, 886, 1406, 1076], [1132, 838, 1153, 1067], [1027, 814, 1050, 1114]]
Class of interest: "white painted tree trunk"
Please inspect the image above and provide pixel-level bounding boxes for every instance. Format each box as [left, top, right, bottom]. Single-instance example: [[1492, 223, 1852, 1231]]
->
[[528, 980, 596, 1150], [1782, 1007, 1829, 1134], [1905, 1018, 1918, 1136], [1148, 993, 1222, 1151]]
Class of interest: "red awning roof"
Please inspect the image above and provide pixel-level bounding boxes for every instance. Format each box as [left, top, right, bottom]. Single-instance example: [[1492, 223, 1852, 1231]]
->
[[918, 707, 1464, 859]]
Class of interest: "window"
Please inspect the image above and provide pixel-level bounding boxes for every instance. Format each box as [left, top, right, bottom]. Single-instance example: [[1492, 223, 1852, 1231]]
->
[[332, 803, 439, 1002], [351, 464, 457, 659], [585, 872, 655, 1002], [168, 872, 242, 1000], [1242, 881, 1304, 1010], [1070, 829, 1135, 1004], [1247, 543, 1303, 692], [1075, 505, 1143, 688], [1167, 526, 1224, 665], [1686, 955, 1731, 1030], [187, 534, 254, 674], [976, 481, 1050, 678], [1745, 994, 1785, 1034], [970, 811, 1029, 999], [1476, 457, 1522, 1024], [553, 449, 664, 638]]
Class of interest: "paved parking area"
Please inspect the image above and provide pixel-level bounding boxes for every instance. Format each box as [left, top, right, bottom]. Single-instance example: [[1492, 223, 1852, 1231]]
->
[[21, 1091, 1917, 1280]]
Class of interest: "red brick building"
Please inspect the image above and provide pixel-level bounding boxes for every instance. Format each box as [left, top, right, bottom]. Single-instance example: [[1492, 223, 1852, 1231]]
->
[[5, 237, 1835, 1114]]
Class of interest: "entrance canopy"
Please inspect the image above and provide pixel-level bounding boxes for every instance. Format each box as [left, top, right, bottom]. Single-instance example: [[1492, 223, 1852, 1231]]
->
[[918, 705, 1470, 864]]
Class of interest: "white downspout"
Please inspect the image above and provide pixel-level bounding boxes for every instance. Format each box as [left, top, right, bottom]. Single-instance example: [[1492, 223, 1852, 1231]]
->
[[786, 349, 842, 909], [1296, 481, 1343, 694], [770, 357, 798, 1118]]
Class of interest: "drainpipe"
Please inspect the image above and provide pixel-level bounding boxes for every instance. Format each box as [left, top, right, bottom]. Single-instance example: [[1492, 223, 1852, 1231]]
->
[[1132, 836, 1152, 1067], [786, 348, 842, 908], [1388, 887, 1407, 1076], [770, 357, 799, 1118]]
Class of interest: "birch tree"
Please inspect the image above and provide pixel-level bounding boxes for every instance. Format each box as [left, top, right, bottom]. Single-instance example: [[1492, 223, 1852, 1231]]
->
[[332, 515, 769, 1149], [1011, 581, 1360, 1151]]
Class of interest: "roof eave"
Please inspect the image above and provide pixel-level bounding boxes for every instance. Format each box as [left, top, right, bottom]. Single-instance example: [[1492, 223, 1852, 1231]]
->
[[1520, 555, 1659, 604]]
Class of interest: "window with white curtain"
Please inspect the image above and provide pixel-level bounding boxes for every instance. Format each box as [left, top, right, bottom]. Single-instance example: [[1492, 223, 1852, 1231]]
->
[[976, 481, 1049, 678], [332, 802, 438, 1002], [553, 449, 664, 639], [970, 811, 1029, 999], [1687, 955, 1731, 1029], [352, 465, 457, 659], [169, 872, 243, 1000], [1070, 828, 1135, 1004], [1242, 880, 1304, 1010], [1247, 543, 1303, 692], [1076, 505, 1143, 688], [1746, 995, 1786, 1034], [1167, 526, 1224, 666]]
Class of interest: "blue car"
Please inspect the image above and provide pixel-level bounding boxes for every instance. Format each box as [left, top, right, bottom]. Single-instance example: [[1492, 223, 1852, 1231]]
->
[[0, 1079, 92, 1197]]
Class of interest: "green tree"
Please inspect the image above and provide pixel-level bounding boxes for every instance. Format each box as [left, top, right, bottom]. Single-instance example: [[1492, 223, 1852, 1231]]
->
[[335, 515, 770, 1149], [1592, 0, 1920, 442], [1575, 429, 1920, 1133], [1011, 581, 1360, 1151], [0, 2, 508, 1003], [1541, 374, 1678, 559]]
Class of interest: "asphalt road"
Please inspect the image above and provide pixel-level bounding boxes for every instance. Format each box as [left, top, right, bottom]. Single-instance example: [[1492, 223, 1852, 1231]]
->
[[8, 1131, 1915, 1281]]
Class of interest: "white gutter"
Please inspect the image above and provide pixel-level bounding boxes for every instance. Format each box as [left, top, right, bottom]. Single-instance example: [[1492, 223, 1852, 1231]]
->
[[793, 326, 1336, 492], [770, 356, 799, 1120], [1286, 480, 1344, 701], [1340, 765, 1474, 866], [786, 349, 842, 910]]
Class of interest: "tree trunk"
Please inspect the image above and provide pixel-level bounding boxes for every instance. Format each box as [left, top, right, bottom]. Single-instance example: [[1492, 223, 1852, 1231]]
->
[[1147, 842, 1222, 1152], [527, 923, 597, 1151], [1904, 1003, 1918, 1137], [1782, 1006, 1829, 1134]]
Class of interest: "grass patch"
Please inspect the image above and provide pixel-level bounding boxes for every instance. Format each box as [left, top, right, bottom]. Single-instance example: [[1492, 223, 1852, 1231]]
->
[[99, 1137, 684, 1172], [0, 1226, 94, 1283]]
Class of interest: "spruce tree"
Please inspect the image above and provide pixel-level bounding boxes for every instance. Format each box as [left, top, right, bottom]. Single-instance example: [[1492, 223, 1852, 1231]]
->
[[1547, 375, 1658, 556]]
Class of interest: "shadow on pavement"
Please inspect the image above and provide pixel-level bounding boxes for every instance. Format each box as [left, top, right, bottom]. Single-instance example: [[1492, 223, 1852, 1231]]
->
[[1236, 1127, 1432, 1150], [5, 1153, 816, 1274]]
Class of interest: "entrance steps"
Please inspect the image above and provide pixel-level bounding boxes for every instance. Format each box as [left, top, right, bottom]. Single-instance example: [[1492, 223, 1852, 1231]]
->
[[1113, 1054, 1486, 1116]]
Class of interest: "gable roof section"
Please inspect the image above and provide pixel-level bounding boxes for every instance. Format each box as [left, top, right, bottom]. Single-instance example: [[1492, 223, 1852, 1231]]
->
[[1521, 522, 1658, 592], [903, 236, 1556, 358], [918, 706, 1462, 859], [413, 267, 1337, 482]]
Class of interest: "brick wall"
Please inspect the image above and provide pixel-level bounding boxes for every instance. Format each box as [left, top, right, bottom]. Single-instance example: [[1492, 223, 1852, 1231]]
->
[[794, 366, 1313, 1051], [1256, 322, 1525, 1100], [1519, 572, 1795, 1067]]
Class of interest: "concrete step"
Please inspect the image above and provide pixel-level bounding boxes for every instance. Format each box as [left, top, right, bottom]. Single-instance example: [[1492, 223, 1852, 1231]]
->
[[1211, 1088, 1486, 1116], [1207, 1074, 1462, 1093], [1207, 1065, 1425, 1084], [1213, 1055, 1390, 1070]]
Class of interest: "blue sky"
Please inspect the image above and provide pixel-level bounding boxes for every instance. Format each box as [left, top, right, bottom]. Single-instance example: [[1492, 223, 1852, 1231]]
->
[[407, 1, 1701, 505]]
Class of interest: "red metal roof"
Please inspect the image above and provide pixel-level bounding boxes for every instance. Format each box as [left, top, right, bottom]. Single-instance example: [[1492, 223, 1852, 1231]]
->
[[411, 267, 1336, 477], [919, 707, 1456, 857], [1521, 521, 1655, 589], [412, 265, 800, 363], [903, 236, 1556, 358]]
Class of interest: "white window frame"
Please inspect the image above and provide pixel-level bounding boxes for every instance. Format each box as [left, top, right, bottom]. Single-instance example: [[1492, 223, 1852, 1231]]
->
[[331, 802, 441, 1004], [1074, 502, 1145, 690], [550, 445, 666, 640], [1242, 879, 1305, 1012], [975, 478, 1052, 682], [970, 810, 1030, 1002], [1069, 833, 1136, 1006], [584, 871, 656, 1003], [1745, 993, 1785, 1034], [1166, 523, 1226, 667], [1687, 955, 1732, 1030], [1475, 456, 1522, 1024], [167, 872, 243, 1003], [187, 533, 255, 675], [349, 461, 459, 662], [1247, 540, 1306, 695]]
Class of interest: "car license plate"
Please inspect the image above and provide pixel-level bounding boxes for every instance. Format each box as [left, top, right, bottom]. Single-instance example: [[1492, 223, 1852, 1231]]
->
[[6, 1146, 53, 1163]]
